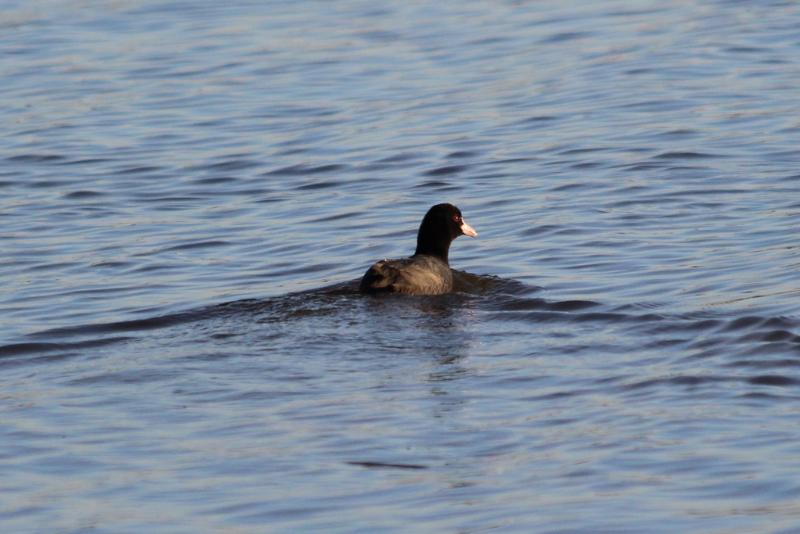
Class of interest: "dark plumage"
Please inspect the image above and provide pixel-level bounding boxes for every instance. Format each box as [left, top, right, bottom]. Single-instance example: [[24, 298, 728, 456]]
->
[[359, 203, 477, 295]]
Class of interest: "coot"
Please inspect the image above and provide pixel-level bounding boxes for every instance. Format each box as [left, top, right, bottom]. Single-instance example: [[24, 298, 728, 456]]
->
[[359, 203, 477, 295]]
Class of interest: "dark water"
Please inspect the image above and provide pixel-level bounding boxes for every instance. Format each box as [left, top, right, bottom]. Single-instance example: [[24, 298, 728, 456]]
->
[[4, 0, 800, 532]]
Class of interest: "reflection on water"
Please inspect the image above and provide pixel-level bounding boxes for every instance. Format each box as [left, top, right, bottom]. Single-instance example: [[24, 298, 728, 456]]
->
[[4, 0, 800, 532]]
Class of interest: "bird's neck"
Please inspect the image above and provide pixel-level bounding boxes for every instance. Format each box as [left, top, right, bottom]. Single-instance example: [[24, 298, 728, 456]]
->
[[415, 236, 450, 264]]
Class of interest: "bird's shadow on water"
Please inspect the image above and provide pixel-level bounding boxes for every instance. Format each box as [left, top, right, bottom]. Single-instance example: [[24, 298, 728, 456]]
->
[[275, 271, 544, 372]]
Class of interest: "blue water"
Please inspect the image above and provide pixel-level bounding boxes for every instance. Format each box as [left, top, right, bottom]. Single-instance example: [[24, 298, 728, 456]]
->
[[4, 0, 800, 532]]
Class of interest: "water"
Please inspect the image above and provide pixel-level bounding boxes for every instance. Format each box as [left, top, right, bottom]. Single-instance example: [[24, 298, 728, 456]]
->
[[4, 0, 800, 532]]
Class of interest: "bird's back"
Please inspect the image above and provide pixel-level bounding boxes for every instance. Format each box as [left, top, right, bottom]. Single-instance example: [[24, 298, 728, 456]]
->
[[359, 255, 453, 295]]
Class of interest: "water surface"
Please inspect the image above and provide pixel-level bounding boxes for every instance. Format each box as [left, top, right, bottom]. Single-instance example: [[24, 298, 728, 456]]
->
[[3, 0, 800, 532]]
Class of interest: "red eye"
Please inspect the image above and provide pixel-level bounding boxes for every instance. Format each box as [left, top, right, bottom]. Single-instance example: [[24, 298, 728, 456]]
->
[[453, 216, 460, 221]]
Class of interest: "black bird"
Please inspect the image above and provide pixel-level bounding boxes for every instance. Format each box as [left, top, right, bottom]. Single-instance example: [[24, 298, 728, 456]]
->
[[359, 203, 477, 295]]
